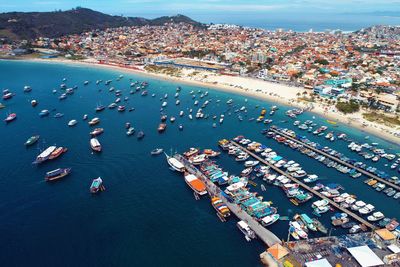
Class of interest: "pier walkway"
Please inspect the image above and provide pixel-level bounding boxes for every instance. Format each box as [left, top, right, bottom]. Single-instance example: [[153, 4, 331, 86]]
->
[[230, 141, 375, 230], [269, 127, 400, 192], [175, 154, 282, 247]]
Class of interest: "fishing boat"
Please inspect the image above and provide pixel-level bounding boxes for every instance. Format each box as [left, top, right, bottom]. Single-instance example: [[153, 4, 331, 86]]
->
[[158, 123, 167, 132], [137, 131, 145, 139], [45, 168, 71, 181], [39, 110, 50, 117], [90, 128, 104, 136], [49, 147, 67, 159], [165, 153, 185, 172], [184, 173, 207, 195], [90, 138, 102, 152], [211, 197, 230, 218], [68, 119, 77, 126], [237, 221, 256, 241], [4, 113, 17, 123], [25, 135, 40, 146], [261, 214, 280, 226], [90, 177, 104, 193], [88, 117, 100, 126], [151, 148, 163, 155], [34, 146, 57, 164]]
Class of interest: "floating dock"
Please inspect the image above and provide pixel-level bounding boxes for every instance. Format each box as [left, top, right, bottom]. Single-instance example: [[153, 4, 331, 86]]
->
[[230, 141, 376, 230], [269, 127, 400, 192], [174, 154, 282, 247]]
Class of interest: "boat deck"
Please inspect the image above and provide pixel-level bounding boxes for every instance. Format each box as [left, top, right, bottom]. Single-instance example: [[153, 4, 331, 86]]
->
[[174, 154, 282, 247], [229, 141, 375, 230], [269, 127, 400, 192]]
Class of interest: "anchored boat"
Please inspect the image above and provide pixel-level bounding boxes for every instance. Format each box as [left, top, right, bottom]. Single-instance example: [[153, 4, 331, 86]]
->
[[45, 168, 71, 181]]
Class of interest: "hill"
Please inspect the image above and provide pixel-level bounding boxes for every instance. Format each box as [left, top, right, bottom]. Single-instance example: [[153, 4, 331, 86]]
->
[[0, 7, 203, 41]]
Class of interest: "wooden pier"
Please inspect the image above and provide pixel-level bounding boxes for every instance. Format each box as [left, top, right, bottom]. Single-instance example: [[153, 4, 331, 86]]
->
[[174, 154, 282, 247], [269, 127, 400, 192], [230, 141, 376, 230]]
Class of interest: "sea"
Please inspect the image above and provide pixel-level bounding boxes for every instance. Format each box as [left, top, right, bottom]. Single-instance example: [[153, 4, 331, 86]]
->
[[0, 60, 399, 266]]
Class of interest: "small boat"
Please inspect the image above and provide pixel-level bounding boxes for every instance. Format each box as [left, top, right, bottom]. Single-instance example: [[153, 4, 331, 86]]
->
[[49, 147, 67, 159], [211, 197, 230, 218], [88, 117, 100, 126], [151, 148, 163, 155], [90, 138, 102, 152], [108, 103, 117, 109], [24, 135, 40, 146], [90, 128, 104, 136], [137, 131, 145, 139], [117, 105, 126, 112], [237, 220, 256, 241], [31, 100, 38, 107], [83, 114, 88, 120], [23, 85, 32, 92], [2, 92, 13, 100], [178, 124, 183, 131], [68, 120, 77, 126], [126, 127, 135, 136], [4, 113, 17, 123], [170, 116, 176, 123], [54, 113, 64, 118], [45, 168, 71, 181], [261, 214, 280, 226], [90, 177, 104, 193], [39, 110, 50, 117], [158, 123, 167, 132]]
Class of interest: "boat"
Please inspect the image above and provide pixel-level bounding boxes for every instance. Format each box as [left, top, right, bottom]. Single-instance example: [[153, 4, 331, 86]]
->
[[24, 135, 40, 146], [90, 138, 102, 152], [117, 105, 126, 112], [68, 120, 77, 126], [312, 218, 328, 234], [367, 212, 384, 222], [151, 148, 163, 155], [261, 214, 280, 226], [158, 123, 167, 132], [178, 124, 183, 131], [289, 221, 308, 239], [244, 161, 259, 167], [83, 114, 88, 120], [2, 92, 13, 100], [137, 131, 145, 139], [49, 147, 67, 159], [170, 117, 176, 123], [45, 168, 71, 181], [34, 146, 57, 164], [88, 117, 100, 126], [54, 113, 64, 119], [90, 128, 104, 136], [23, 85, 32, 92], [90, 177, 104, 193], [95, 104, 105, 112], [39, 110, 50, 117], [211, 197, 230, 218], [304, 174, 319, 183], [237, 220, 256, 241], [184, 173, 207, 195], [4, 113, 16, 123], [165, 153, 185, 172], [299, 214, 317, 231], [126, 127, 135, 136], [31, 100, 38, 107]]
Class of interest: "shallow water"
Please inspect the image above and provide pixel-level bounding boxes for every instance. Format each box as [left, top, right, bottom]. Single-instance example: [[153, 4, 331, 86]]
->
[[0, 60, 398, 266]]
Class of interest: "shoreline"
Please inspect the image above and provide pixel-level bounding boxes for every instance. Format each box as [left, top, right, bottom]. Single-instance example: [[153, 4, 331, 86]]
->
[[4, 57, 400, 145]]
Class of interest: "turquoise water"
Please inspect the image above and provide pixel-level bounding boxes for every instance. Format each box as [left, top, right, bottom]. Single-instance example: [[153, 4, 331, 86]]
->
[[0, 60, 398, 266]]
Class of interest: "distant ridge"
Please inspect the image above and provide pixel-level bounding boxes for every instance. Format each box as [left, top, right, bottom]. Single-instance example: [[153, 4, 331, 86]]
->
[[0, 7, 204, 40]]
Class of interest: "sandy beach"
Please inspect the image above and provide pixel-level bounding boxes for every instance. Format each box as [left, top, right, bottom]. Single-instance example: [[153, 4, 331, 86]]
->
[[14, 57, 400, 145]]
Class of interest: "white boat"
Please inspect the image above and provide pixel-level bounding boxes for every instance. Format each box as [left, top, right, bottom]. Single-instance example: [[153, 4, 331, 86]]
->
[[179, 111, 184, 117], [88, 117, 100, 126], [90, 138, 102, 152], [244, 160, 259, 167], [359, 204, 375, 215], [68, 119, 77, 126], [237, 220, 256, 241], [165, 154, 185, 172], [190, 154, 207, 165], [367, 212, 384, 221], [162, 101, 167, 107], [175, 100, 180, 105], [261, 214, 280, 226], [34, 146, 57, 163], [351, 201, 366, 210]]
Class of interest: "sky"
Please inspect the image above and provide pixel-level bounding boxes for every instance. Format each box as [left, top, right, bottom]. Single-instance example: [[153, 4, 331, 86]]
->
[[1, 0, 400, 30]]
